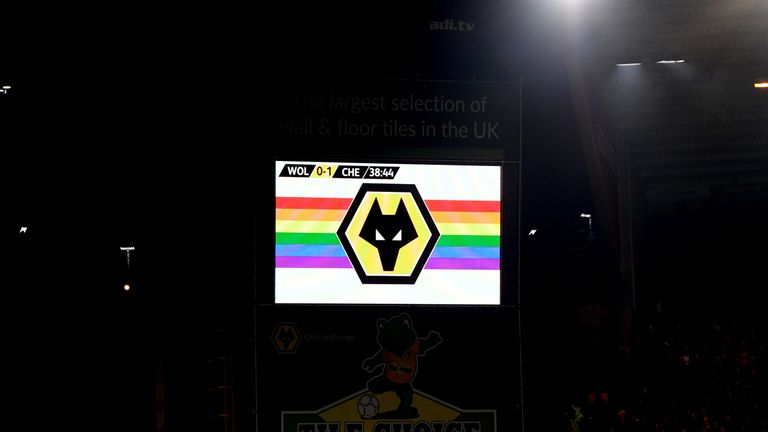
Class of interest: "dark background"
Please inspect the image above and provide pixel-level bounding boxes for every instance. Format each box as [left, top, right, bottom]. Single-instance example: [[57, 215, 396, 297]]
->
[[3, 2, 638, 431]]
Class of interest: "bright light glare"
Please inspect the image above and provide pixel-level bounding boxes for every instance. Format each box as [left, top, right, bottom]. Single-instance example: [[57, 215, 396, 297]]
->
[[616, 63, 642, 67], [656, 60, 686, 64], [123, 284, 131, 291], [561, 0, 588, 16], [580, 213, 591, 218], [528, 229, 537, 236], [19, 226, 27, 233], [755, 82, 768, 89]]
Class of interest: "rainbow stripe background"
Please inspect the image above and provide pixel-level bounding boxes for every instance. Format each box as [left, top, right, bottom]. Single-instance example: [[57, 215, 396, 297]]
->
[[275, 196, 500, 271]]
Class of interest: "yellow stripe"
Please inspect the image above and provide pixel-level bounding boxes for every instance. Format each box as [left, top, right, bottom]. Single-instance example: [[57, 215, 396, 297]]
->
[[437, 223, 500, 236], [276, 208, 346, 222], [431, 211, 500, 224], [276, 220, 341, 233]]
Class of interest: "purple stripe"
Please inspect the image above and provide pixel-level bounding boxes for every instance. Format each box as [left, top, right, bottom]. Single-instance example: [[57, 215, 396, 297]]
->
[[425, 258, 499, 270], [276, 256, 352, 268]]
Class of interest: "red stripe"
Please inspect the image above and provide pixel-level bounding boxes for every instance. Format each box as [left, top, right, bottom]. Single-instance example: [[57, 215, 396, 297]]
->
[[426, 200, 500, 212], [277, 197, 353, 210]]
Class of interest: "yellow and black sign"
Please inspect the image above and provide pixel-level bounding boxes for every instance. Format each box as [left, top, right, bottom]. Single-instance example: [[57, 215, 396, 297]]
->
[[272, 322, 301, 353], [282, 389, 494, 432], [337, 184, 439, 284], [278, 311, 496, 432], [255, 305, 522, 432]]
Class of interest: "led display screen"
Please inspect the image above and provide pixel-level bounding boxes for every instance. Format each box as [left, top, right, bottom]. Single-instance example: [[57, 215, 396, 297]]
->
[[275, 160, 502, 304]]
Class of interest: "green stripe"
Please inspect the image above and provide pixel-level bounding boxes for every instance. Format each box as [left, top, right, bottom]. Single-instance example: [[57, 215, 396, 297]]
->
[[276, 232, 340, 245], [437, 235, 500, 247], [277, 233, 500, 247]]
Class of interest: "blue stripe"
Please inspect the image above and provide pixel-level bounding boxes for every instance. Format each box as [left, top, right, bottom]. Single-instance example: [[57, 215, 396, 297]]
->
[[276, 244, 347, 257]]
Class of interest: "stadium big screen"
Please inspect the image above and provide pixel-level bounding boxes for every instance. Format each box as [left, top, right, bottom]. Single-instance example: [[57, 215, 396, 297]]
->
[[274, 159, 503, 305]]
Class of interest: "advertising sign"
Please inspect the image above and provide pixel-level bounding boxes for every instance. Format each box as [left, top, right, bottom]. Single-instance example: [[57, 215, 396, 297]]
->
[[256, 305, 522, 432]]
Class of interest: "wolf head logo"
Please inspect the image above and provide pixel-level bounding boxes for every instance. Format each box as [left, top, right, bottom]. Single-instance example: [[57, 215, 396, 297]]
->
[[338, 183, 440, 284], [359, 198, 418, 271], [277, 327, 296, 350]]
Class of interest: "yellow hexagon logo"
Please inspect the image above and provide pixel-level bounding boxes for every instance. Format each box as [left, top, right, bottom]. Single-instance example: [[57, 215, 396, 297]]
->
[[272, 322, 301, 353], [337, 184, 440, 284]]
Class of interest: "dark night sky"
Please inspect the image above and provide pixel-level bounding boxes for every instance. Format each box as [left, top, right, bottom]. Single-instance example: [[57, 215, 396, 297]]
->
[[3, 2, 596, 430], [8, 3, 768, 431], [5, 0, 593, 296]]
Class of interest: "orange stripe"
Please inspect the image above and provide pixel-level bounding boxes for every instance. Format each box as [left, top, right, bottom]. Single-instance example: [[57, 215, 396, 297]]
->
[[276, 197, 352, 210], [431, 211, 500, 224], [276, 208, 347, 222]]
